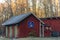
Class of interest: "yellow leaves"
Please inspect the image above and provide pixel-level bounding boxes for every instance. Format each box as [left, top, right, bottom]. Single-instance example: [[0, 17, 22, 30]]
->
[[0, 0, 60, 18], [0, 4, 3, 13], [11, 2, 16, 13], [39, 9, 45, 18], [55, 0, 58, 5], [58, 11, 60, 16], [16, 0, 22, 4]]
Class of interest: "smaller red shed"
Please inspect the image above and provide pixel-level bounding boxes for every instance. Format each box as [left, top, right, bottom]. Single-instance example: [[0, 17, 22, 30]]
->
[[41, 17, 60, 37], [2, 12, 44, 38]]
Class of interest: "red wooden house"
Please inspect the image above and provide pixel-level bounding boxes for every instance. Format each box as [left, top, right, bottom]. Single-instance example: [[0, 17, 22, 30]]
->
[[2, 12, 44, 38], [41, 17, 60, 37]]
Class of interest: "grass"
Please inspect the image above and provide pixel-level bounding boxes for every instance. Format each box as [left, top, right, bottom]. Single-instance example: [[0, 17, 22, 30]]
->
[[0, 37, 60, 40]]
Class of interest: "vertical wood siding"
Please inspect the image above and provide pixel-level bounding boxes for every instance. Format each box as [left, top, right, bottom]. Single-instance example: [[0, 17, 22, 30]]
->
[[18, 15, 40, 37], [8, 27, 10, 38], [6, 27, 8, 37], [9, 26, 12, 38], [12, 26, 15, 38], [15, 25, 18, 37]]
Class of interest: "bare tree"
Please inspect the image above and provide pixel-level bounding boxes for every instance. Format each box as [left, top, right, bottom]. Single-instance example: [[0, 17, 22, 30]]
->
[[42, 0, 55, 17], [2, 0, 13, 22], [48, 0, 54, 17], [0, 0, 13, 37], [32, 0, 36, 14]]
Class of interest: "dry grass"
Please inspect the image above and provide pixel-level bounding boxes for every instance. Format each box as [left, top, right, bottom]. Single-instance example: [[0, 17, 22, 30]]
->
[[0, 37, 60, 40]]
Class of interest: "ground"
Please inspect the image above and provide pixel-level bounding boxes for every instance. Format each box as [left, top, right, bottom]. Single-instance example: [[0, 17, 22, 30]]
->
[[0, 37, 60, 40]]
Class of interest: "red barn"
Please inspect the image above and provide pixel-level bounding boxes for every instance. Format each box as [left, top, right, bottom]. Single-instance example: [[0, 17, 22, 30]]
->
[[2, 12, 44, 38], [41, 17, 60, 37]]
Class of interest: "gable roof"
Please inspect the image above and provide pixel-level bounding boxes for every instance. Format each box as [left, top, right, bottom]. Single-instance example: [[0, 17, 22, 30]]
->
[[2, 12, 44, 26]]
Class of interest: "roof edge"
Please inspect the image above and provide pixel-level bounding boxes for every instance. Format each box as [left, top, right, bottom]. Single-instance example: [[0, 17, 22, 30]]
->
[[31, 13, 45, 24]]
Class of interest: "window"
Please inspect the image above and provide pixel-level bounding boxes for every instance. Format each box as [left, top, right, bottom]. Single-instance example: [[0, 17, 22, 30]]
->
[[28, 21, 34, 28]]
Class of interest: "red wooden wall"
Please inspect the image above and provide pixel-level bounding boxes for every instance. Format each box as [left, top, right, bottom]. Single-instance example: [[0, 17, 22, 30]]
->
[[17, 15, 40, 38], [43, 19, 60, 32], [12, 26, 15, 38], [42, 18, 60, 37]]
